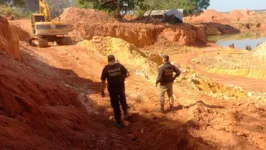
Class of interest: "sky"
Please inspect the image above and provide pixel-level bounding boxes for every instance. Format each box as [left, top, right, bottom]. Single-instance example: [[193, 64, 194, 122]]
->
[[209, 0, 266, 12]]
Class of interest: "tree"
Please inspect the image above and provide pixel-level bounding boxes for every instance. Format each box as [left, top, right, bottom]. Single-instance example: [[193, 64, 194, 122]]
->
[[76, 0, 146, 19], [76, 0, 210, 18], [142, 0, 210, 16], [181, 0, 210, 16], [0, 0, 25, 7]]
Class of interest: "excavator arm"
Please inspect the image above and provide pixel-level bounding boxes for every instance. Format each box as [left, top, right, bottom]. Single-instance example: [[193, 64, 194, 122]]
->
[[39, 0, 50, 21]]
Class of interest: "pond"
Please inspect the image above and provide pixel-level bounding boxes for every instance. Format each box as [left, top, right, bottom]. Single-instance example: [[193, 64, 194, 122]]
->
[[216, 38, 266, 49], [208, 32, 266, 50]]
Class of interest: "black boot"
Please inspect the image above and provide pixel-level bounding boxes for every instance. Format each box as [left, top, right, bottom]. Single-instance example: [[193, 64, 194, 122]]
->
[[160, 105, 165, 113], [170, 104, 174, 111], [124, 111, 129, 120], [113, 120, 124, 129]]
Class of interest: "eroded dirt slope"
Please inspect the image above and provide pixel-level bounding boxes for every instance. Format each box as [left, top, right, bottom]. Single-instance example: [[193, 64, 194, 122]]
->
[[60, 7, 206, 47], [0, 16, 20, 60]]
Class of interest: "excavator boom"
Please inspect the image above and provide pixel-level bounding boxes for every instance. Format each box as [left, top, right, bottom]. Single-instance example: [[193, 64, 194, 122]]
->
[[39, 0, 50, 21]]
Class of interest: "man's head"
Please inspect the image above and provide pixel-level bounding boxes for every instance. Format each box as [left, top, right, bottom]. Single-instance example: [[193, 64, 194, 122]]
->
[[162, 55, 170, 63], [108, 55, 116, 63]]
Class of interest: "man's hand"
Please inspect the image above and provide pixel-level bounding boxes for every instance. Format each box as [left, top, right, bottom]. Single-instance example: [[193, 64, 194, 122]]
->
[[172, 77, 176, 82], [101, 91, 105, 98]]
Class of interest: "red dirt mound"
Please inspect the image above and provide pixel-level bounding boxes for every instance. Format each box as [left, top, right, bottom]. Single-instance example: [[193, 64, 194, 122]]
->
[[193, 9, 230, 23], [240, 9, 256, 17], [229, 10, 244, 20], [10, 25, 31, 41], [60, 7, 115, 23], [0, 53, 91, 149], [0, 16, 21, 60], [229, 9, 255, 20], [188, 9, 258, 24]]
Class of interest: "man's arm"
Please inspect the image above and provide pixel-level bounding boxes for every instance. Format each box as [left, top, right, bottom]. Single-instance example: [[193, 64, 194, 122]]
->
[[173, 66, 181, 80], [101, 80, 106, 95], [100, 67, 107, 97], [121, 65, 130, 78], [156, 67, 163, 86]]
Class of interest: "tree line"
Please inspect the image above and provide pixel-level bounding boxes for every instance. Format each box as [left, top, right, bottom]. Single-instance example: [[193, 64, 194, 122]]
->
[[1, 0, 210, 18], [77, 0, 210, 18]]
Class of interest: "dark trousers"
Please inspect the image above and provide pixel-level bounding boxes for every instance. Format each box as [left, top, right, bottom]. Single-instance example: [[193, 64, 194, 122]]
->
[[109, 88, 127, 124]]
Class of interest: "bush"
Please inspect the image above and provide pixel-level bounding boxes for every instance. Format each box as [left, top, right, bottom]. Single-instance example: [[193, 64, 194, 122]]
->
[[22, 11, 33, 19], [138, 9, 146, 17], [0, 5, 20, 19]]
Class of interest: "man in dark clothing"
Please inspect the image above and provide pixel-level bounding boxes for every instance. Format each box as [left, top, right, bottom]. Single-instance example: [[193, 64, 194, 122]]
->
[[156, 55, 181, 113], [101, 55, 129, 128]]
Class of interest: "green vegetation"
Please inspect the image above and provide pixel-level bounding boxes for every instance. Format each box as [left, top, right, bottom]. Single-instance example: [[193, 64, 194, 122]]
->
[[1, 0, 79, 19], [76, 0, 210, 18], [1, 0, 211, 19], [0, 0, 24, 7], [0, 4, 20, 18], [76, 0, 146, 19], [143, 0, 210, 16]]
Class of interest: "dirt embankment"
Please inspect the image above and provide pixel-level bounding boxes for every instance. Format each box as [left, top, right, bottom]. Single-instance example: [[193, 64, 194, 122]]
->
[[186, 9, 263, 35], [0, 16, 21, 60], [60, 7, 207, 47], [0, 19, 90, 147], [0, 54, 90, 149], [187, 9, 256, 23], [78, 36, 158, 80]]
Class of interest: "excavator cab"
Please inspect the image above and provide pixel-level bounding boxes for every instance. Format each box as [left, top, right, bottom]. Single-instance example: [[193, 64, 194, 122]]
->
[[31, 14, 45, 34], [32, 15, 45, 22]]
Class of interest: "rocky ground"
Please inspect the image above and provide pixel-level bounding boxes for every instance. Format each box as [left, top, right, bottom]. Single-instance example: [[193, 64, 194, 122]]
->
[[1, 8, 266, 150]]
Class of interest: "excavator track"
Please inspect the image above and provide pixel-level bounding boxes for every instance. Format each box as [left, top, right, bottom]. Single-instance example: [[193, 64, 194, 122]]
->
[[29, 36, 72, 47], [29, 37, 49, 48]]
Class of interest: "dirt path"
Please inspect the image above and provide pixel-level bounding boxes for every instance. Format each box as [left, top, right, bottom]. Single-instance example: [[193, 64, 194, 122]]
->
[[17, 42, 266, 150], [172, 46, 266, 92]]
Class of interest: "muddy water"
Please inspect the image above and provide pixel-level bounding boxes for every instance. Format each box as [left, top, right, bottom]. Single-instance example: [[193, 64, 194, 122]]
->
[[208, 32, 266, 49], [216, 37, 266, 49]]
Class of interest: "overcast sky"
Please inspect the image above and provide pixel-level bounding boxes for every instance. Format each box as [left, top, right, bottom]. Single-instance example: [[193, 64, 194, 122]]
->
[[209, 0, 266, 12]]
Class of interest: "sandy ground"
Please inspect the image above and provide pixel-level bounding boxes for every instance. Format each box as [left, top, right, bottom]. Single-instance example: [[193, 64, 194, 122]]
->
[[172, 47, 266, 92]]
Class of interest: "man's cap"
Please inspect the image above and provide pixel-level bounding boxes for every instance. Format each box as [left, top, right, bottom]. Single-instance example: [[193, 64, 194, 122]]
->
[[108, 55, 115, 62]]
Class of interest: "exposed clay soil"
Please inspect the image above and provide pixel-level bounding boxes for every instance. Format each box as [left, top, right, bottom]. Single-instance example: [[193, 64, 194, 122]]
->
[[185, 9, 264, 35], [60, 7, 207, 47], [1, 8, 266, 150], [187, 9, 256, 23]]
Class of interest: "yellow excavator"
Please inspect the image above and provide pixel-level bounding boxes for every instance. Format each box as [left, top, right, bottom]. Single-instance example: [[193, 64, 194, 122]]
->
[[29, 0, 73, 47]]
